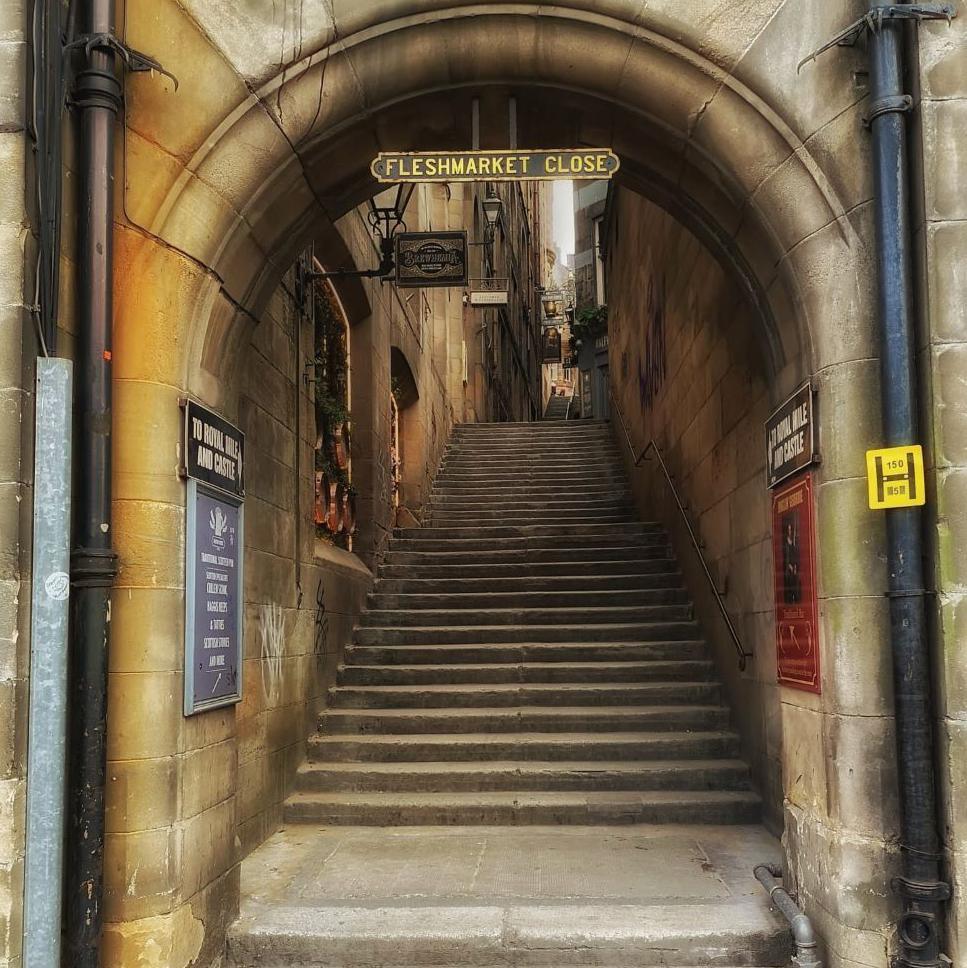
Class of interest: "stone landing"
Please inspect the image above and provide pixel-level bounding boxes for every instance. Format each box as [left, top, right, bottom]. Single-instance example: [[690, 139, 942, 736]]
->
[[227, 824, 789, 967]]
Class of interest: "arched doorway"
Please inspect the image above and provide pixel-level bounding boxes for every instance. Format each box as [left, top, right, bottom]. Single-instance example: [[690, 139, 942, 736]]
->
[[107, 5, 893, 965]]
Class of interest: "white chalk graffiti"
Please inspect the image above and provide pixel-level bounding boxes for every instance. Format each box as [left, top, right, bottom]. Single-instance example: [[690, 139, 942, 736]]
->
[[259, 603, 285, 703]]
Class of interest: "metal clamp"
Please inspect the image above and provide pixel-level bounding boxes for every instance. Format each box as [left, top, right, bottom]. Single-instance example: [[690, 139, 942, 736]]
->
[[865, 94, 914, 126], [799, 3, 957, 72], [892, 876, 952, 903], [66, 32, 179, 90]]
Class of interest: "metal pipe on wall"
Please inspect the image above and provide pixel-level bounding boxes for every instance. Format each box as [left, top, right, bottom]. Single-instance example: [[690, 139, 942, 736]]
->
[[67, 0, 120, 962], [23, 359, 73, 968], [867, 4, 949, 965]]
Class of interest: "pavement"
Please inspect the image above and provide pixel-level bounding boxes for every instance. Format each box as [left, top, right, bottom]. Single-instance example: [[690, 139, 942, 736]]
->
[[228, 824, 791, 967]]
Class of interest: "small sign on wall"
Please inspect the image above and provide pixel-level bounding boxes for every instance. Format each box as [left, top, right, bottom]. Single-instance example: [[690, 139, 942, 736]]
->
[[772, 474, 821, 694], [866, 444, 926, 509], [182, 401, 245, 715], [766, 383, 818, 488]]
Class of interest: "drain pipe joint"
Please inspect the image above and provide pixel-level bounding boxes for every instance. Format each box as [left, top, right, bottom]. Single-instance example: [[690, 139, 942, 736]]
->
[[754, 864, 823, 968]]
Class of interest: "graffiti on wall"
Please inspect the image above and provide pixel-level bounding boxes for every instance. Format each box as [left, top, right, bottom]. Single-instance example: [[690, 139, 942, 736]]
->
[[638, 271, 667, 409], [314, 579, 329, 657], [259, 602, 285, 703]]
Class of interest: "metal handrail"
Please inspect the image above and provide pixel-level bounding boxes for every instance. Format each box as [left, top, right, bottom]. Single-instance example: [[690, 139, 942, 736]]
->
[[609, 391, 752, 671]]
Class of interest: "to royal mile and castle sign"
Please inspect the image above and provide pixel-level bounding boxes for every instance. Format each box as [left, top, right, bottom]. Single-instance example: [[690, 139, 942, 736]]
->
[[371, 149, 621, 183]]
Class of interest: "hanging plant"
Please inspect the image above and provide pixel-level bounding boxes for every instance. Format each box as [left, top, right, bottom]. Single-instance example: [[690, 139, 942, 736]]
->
[[313, 278, 353, 547], [570, 305, 608, 342]]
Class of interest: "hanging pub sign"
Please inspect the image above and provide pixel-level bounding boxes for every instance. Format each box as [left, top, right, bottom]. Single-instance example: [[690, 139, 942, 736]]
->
[[542, 327, 562, 364], [765, 382, 818, 488], [372, 149, 620, 184], [772, 474, 821, 694], [181, 401, 245, 715], [469, 277, 509, 306], [395, 231, 468, 288]]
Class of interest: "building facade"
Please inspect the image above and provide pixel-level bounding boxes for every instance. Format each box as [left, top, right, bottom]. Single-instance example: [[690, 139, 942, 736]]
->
[[1, 3, 966, 967]]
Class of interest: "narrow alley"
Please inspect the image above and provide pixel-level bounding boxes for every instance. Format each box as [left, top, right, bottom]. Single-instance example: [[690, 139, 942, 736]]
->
[[228, 420, 786, 965]]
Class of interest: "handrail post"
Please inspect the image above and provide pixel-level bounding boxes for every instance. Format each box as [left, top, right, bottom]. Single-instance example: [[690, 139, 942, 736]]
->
[[608, 391, 751, 670]]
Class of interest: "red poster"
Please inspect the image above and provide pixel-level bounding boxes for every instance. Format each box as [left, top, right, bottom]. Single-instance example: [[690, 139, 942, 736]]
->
[[772, 474, 821, 694]]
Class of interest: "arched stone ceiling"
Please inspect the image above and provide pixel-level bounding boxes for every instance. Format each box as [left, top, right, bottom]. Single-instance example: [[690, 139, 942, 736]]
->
[[118, 2, 875, 401]]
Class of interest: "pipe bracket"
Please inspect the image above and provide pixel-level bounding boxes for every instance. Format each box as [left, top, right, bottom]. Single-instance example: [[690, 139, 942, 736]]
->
[[864, 94, 914, 126], [798, 3, 957, 71], [892, 876, 952, 903], [66, 32, 179, 92], [70, 548, 119, 588]]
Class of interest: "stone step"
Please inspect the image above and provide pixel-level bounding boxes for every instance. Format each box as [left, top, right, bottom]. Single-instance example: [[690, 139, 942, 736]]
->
[[430, 487, 631, 502], [435, 463, 624, 477], [337, 660, 715, 686], [328, 681, 722, 709], [381, 547, 673, 567], [377, 560, 678, 580], [392, 523, 658, 541], [227, 896, 788, 968], [344, 640, 709, 666], [366, 589, 688, 611], [354, 621, 699, 645], [358, 604, 693, 629], [318, 703, 729, 735], [283, 789, 762, 825], [308, 730, 742, 763], [444, 447, 621, 461], [427, 497, 634, 513], [373, 573, 683, 594], [426, 512, 637, 527], [435, 472, 629, 487], [296, 759, 752, 794], [388, 535, 667, 554]]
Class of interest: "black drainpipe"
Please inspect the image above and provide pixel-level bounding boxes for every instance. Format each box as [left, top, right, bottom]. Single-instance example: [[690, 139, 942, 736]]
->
[[67, 0, 120, 963], [867, 3, 949, 965]]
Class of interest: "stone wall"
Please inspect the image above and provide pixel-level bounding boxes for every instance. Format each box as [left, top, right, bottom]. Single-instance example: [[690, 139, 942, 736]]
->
[[236, 276, 372, 858], [0, 4, 29, 966], [910, 10, 967, 960], [605, 190, 782, 828]]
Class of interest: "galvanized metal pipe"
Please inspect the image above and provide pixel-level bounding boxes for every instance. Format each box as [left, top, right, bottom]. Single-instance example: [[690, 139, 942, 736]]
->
[[67, 0, 120, 962], [753, 865, 822, 968], [23, 359, 73, 968], [867, 4, 949, 965]]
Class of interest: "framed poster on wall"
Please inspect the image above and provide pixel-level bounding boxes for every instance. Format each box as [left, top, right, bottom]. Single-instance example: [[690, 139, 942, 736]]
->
[[771, 474, 821, 694], [182, 401, 246, 715], [184, 480, 244, 714]]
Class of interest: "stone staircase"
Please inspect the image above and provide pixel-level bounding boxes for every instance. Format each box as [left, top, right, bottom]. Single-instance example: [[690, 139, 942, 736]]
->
[[283, 420, 760, 826], [543, 392, 571, 420]]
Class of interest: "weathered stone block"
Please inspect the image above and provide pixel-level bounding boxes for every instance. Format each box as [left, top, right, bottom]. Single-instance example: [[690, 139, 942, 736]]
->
[[921, 98, 967, 221], [107, 671, 182, 760], [820, 594, 893, 718], [181, 797, 236, 899], [183, 739, 237, 819], [105, 755, 179, 835], [103, 824, 181, 921]]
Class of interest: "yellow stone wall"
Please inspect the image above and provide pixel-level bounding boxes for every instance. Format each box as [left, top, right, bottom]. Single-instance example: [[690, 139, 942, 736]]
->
[[2, 3, 965, 967], [606, 190, 780, 826]]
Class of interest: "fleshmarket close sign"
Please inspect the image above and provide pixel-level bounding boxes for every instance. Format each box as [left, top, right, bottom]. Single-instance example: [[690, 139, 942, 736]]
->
[[372, 149, 620, 183], [766, 383, 818, 488]]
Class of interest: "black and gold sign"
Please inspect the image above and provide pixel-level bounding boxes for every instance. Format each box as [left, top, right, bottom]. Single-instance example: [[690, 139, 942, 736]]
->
[[542, 327, 563, 364], [395, 232, 468, 288], [372, 149, 620, 183]]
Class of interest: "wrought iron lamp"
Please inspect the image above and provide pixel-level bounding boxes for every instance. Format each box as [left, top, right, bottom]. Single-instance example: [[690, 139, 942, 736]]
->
[[315, 183, 415, 280]]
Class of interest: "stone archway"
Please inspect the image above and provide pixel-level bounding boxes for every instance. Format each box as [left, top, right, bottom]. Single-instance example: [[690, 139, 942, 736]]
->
[[108, 4, 892, 965]]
